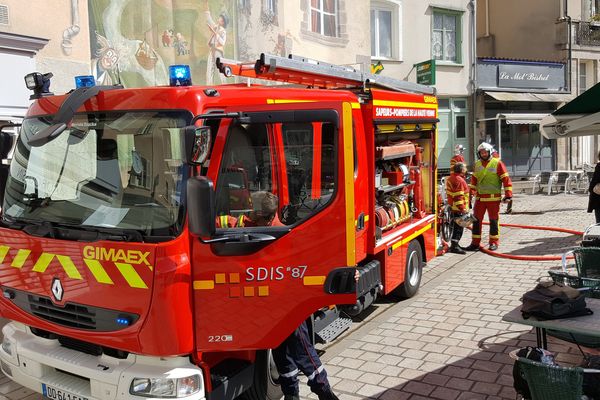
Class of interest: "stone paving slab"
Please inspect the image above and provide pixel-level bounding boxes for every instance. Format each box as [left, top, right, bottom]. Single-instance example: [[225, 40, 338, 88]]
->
[[0, 192, 593, 400]]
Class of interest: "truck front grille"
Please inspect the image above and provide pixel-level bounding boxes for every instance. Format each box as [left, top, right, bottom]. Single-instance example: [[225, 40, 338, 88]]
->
[[29, 295, 96, 329], [2, 286, 139, 331]]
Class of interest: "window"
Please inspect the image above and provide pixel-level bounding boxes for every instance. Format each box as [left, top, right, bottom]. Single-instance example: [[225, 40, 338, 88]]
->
[[0, 4, 8, 25], [371, 1, 402, 60], [580, 62, 588, 94], [261, 0, 278, 25], [215, 118, 337, 228], [310, 0, 338, 37], [432, 9, 463, 63], [455, 115, 466, 139], [583, 0, 600, 19]]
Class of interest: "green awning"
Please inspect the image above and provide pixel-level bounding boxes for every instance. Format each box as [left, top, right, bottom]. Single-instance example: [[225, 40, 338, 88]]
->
[[541, 83, 600, 139], [554, 82, 600, 115]]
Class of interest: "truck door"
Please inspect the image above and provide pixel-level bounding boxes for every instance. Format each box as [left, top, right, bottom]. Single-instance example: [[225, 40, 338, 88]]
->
[[190, 103, 357, 351]]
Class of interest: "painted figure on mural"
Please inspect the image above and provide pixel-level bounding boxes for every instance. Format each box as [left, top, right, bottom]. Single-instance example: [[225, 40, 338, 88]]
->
[[174, 32, 190, 56], [205, 0, 228, 85], [162, 29, 173, 47], [91, 32, 121, 85]]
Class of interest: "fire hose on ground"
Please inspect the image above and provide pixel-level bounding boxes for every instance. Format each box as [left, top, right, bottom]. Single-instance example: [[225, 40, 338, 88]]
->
[[476, 221, 582, 261]]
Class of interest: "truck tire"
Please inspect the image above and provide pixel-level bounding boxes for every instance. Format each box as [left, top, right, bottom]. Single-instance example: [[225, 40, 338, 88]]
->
[[395, 240, 423, 298], [241, 350, 283, 400]]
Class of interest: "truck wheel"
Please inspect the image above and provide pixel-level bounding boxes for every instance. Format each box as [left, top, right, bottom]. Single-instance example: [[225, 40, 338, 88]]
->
[[395, 240, 423, 298], [241, 350, 283, 400]]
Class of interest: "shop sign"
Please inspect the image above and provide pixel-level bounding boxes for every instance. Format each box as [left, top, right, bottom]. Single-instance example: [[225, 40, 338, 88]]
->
[[415, 60, 435, 85], [498, 64, 553, 89]]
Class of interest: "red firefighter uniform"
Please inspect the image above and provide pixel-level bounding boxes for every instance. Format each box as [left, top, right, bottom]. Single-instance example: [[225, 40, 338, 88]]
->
[[446, 173, 469, 213], [468, 157, 512, 249], [449, 154, 465, 173]]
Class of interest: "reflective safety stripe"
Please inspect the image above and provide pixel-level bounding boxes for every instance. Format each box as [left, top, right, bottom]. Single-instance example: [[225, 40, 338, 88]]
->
[[237, 216, 245, 227], [84, 259, 114, 284], [280, 368, 300, 378], [11, 249, 31, 269], [0, 246, 9, 264], [472, 234, 481, 238], [307, 365, 325, 381], [219, 215, 228, 227], [56, 255, 83, 280], [303, 276, 326, 285], [114, 262, 148, 289]]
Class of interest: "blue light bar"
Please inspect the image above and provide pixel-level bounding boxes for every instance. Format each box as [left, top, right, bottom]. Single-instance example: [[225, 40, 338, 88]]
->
[[169, 65, 192, 87], [75, 75, 96, 88]]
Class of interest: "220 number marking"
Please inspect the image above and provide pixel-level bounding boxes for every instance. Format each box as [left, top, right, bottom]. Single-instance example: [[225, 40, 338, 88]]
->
[[208, 335, 233, 343]]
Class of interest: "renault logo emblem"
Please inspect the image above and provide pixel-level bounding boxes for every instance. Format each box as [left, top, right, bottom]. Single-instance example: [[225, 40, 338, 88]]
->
[[51, 278, 63, 302]]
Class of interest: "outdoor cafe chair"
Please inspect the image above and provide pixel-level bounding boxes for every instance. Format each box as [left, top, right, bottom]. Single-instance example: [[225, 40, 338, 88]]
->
[[561, 246, 600, 279], [509, 349, 594, 400], [546, 247, 600, 347]]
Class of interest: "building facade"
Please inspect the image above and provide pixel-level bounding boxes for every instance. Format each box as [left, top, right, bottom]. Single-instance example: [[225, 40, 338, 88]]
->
[[371, 0, 475, 171], [476, 0, 600, 176], [0, 0, 91, 126]]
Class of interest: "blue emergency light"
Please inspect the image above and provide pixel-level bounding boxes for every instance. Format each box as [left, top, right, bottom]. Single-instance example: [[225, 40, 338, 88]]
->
[[169, 65, 192, 87], [75, 75, 96, 88], [116, 317, 131, 326]]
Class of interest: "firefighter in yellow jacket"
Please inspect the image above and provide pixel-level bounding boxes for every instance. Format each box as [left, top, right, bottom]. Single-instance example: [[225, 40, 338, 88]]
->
[[465, 143, 512, 251]]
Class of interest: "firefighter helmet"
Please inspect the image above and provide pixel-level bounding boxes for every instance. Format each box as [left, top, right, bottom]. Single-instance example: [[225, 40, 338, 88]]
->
[[454, 144, 464, 155], [477, 142, 494, 160]]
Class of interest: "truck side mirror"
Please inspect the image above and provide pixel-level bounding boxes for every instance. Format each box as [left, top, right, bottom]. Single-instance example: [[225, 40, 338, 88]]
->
[[183, 126, 211, 165], [187, 176, 216, 237]]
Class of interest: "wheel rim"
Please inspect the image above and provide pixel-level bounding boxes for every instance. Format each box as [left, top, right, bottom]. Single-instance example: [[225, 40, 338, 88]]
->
[[267, 350, 280, 386], [407, 250, 420, 286]]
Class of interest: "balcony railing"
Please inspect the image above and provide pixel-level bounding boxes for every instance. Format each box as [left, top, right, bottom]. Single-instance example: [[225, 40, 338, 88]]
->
[[576, 21, 600, 46]]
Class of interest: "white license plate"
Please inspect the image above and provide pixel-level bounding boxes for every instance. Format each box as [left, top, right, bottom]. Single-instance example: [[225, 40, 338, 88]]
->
[[42, 384, 88, 400]]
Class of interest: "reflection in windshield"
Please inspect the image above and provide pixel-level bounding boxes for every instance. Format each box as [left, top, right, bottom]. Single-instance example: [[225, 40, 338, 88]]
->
[[3, 111, 190, 239]]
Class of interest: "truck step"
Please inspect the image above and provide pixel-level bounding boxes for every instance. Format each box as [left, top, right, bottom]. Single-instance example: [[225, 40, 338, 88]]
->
[[314, 316, 352, 343]]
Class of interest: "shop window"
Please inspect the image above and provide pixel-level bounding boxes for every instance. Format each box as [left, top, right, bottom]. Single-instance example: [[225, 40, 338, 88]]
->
[[432, 8, 463, 64], [310, 0, 338, 37], [370, 0, 402, 60]]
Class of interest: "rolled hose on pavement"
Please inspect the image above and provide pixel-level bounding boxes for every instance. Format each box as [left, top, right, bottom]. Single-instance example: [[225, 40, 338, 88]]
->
[[476, 221, 583, 261]]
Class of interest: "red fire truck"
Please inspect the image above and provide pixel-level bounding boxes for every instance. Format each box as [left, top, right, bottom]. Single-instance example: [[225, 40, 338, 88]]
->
[[0, 54, 438, 400]]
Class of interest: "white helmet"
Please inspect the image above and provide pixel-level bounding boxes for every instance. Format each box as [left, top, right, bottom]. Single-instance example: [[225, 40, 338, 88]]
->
[[477, 142, 494, 159], [454, 144, 464, 155]]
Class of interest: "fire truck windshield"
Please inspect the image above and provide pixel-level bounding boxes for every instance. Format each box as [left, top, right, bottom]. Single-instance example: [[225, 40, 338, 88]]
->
[[2, 111, 189, 240]]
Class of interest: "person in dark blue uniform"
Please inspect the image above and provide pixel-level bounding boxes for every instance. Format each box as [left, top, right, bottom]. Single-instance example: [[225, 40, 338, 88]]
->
[[272, 320, 339, 400]]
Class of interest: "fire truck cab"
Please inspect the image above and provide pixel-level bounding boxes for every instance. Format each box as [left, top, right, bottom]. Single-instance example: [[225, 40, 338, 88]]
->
[[0, 54, 438, 400]]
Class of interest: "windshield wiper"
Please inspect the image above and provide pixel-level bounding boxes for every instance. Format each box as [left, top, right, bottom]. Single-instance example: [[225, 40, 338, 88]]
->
[[5, 218, 145, 242]]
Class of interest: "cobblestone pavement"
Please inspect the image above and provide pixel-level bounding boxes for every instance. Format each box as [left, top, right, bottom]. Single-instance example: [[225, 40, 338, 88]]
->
[[307, 192, 593, 400], [0, 192, 593, 400]]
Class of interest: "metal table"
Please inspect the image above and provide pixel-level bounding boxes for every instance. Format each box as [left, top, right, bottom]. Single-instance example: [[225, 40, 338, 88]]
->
[[502, 298, 600, 349]]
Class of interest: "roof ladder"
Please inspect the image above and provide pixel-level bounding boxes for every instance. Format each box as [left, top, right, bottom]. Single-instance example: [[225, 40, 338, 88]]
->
[[216, 53, 435, 95]]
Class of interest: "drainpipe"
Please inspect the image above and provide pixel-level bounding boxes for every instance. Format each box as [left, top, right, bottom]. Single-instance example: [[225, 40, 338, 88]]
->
[[565, 0, 573, 170], [469, 0, 477, 166], [62, 0, 80, 56]]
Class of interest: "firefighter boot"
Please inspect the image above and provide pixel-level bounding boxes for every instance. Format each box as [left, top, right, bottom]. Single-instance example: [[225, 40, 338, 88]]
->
[[489, 243, 498, 251], [449, 241, 466, 254], [464, 243, 480, 251], [317, 390, 340, 400]]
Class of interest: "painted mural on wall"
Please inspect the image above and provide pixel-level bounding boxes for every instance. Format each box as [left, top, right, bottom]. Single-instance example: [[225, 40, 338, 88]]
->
[[235, 0, 294, 65], [88, 0, 235, 87]]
